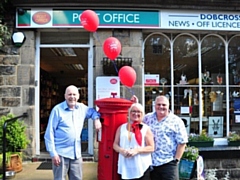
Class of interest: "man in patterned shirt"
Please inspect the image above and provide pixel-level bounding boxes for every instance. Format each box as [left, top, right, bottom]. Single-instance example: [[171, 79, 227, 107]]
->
[[131, 95, 188, 180]]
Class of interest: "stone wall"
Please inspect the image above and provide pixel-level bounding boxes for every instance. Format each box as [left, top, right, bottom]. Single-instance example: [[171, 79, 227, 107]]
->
[[0, 30, 36, 159], [191, 147, 240, 180], [199, 159, 240, 180]]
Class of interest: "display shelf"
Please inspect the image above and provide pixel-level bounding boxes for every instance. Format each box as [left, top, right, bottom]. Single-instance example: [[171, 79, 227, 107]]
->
[[40, 69, 61, 151]]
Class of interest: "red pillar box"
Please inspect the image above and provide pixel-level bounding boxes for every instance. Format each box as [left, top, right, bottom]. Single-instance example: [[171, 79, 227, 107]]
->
[[95, 97, 133, 180]]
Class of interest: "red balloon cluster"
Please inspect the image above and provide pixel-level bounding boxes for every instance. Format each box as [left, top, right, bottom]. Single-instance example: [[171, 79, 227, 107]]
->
[[80, 10, 99, 32], [80, 10, 136, 88]]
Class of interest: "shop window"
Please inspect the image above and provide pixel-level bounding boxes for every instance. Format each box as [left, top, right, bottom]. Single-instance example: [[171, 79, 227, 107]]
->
[[144, 33, 171, 113], [144, 32, 229, 136], [229, 35, 240, 133], [173, 35, 201, 133]]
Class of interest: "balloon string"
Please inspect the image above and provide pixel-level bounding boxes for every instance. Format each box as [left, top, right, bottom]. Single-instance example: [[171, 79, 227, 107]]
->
[[111, 60, 119, 74], [120, 88, 135, 100], [128, 87, 135, 96], [93, 32, 102, 45], [118, 87, 135, 99]]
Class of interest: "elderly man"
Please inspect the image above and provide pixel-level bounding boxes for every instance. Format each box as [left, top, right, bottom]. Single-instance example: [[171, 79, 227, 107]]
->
[[45, 85, 101, 180]]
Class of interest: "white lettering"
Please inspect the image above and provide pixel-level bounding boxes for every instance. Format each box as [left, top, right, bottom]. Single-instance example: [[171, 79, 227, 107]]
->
[[112, 13, 118, 22], [73, 13, 80, 22], [103, 14, 112, 23], [126, 14, 133, 23], [103, 13, 140, 23], [118, 14, 125, 23]]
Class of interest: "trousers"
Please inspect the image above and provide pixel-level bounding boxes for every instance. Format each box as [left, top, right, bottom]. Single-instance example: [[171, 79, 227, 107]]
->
[[150, 160, 179, 180], [121, 167, 151, 180], [53, 156, 83, 180]]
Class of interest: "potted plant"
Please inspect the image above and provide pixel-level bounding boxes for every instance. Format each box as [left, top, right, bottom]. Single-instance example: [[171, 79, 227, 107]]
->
[[182, 146, 199, 161], [179, 146, 199, 179], [188, 129, 214, 147], [0, 113, 30, 173], [227, 131, 240, 146]]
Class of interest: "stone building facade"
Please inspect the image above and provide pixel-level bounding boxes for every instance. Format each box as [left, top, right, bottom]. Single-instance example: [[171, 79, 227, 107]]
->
[[0, 30, 36, 158], [2, 1, 240, 178]]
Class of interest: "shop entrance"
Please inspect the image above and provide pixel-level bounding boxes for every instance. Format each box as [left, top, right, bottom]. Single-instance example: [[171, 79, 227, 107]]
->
[[38, 31, 92, 154], [39, 47, 89, 153]]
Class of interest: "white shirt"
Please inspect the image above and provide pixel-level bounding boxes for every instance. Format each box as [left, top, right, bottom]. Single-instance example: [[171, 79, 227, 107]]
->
[[117, 123, 152, 179]]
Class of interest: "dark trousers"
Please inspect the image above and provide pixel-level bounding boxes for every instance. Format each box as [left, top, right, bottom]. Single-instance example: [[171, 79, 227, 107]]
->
[[121, 167, 151, 180], [150, 160, 179, 180]]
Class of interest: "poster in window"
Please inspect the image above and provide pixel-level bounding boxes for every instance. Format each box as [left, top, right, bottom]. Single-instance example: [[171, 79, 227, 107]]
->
[[235, 115, 240, 123], [208, 116, 223, 138], [234, 98, 240, 113]]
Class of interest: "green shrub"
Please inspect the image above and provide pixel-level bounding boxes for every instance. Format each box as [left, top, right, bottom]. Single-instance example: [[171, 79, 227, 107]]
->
[[0, 113, 30, 152]]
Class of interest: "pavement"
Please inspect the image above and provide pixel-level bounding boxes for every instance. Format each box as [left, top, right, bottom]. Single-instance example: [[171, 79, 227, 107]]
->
[[13, 161, 98, 180]]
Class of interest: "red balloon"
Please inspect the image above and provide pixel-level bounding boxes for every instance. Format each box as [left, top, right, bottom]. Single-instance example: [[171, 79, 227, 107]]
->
[[119, 66, 136, 88], [80, 10, 99, 32], [103, 37, 122, 60]]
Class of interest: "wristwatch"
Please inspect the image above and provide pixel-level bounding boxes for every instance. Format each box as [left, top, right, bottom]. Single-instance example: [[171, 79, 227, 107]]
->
[[174, 158, 180, 163]]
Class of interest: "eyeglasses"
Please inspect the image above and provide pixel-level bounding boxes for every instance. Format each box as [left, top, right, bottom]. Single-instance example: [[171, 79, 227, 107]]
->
[[131, 110, 142, 114]]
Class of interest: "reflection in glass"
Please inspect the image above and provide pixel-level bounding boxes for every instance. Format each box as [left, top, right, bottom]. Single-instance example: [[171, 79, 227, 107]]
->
[[229, 36, 240, 85], [229, 36, 240, 134], [144, 34, 171, 113], [144, 34, 171, 84], [201, 36, 226, 136], [173, 35, 201, 134], [173, 35, 198, 85], [201, 36, 225, 85]]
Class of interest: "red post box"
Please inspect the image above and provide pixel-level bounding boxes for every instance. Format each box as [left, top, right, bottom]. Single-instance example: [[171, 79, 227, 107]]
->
[[95, 97, 133, 180]]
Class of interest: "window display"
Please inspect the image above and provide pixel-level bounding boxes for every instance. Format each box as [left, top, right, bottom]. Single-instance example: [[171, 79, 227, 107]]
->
[[144, 32, 229, 136]]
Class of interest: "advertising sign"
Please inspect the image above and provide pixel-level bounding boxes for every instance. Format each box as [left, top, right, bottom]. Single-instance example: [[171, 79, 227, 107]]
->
[[96, 76, 120, 100], [16, 9, 240, 31], [144, 74, 159, 86], [17, 9, 159, 28]]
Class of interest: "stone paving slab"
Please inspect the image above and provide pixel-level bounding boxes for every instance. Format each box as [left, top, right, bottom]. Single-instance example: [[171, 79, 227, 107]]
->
[[13, 161, 97, 180]]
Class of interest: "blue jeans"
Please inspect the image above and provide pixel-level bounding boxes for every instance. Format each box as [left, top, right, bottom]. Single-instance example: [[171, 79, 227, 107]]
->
[[150, 160, 179, 180]]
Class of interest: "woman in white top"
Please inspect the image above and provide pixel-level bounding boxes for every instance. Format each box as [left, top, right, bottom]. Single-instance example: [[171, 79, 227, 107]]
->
[[113, 103, 154, 180]]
